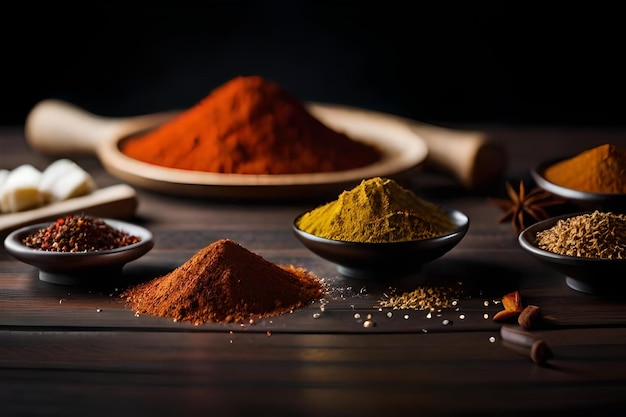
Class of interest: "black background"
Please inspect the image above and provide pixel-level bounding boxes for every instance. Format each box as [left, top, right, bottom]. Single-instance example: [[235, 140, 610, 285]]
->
[[2, 2, 624, 127]]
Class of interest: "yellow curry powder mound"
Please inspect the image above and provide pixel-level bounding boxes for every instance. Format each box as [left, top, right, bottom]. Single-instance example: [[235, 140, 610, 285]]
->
[[296, 177, 457, 243]]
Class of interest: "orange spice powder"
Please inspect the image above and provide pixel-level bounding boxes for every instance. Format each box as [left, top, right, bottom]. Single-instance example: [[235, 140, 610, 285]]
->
[[120, 75, 382, 174], [543, 143, 626, 193], [121, 238, 325, 325]]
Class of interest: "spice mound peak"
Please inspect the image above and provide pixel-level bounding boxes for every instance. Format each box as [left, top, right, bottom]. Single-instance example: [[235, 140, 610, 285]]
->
[[293, 177, 469, 278], [295, 177, 459, 243], [543, 143, 626, 194], [120, 75, 382, 175], [121, 238, 325, 325]]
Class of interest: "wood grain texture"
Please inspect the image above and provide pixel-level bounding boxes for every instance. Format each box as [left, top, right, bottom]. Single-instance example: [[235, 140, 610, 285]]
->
[[3, 125, 626, 416]]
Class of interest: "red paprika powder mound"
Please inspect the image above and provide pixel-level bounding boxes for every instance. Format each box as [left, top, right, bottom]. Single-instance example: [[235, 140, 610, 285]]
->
[[121, 238, 325, 325], [120, 75, 382, 174]]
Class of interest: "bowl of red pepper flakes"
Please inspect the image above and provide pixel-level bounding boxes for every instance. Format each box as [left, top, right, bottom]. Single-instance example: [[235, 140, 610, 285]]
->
[[3, 214, 153, 285]]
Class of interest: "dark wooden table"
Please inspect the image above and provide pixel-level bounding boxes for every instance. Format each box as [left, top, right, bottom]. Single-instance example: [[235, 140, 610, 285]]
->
[[2, 124, 626, 416]]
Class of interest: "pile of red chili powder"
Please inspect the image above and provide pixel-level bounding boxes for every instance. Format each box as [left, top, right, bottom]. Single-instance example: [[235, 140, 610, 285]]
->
[[120, 75, 382, 174], [121, 239, 325, 325]]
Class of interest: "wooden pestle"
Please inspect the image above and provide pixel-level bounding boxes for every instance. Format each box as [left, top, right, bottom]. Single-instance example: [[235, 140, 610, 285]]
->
[[404, 121, 507, 190]]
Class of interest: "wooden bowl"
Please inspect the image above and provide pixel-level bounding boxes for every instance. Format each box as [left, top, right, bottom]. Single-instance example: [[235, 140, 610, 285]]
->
[[25, 99, 506, 199]]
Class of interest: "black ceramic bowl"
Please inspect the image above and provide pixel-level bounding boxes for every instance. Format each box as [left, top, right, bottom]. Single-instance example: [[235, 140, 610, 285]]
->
[[4, 218, 154, 285], [518, 212, 626, 295], [293, 207, 469, 279], [531, 157, 626, 213]]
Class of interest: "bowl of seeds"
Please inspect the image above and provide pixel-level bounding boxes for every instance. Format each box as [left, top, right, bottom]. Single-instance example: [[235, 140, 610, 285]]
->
[[518, 210, 626, 295], [4, 214, 154, 285]]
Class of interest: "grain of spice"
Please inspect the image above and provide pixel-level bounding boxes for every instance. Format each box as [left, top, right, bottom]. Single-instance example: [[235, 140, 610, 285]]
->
[[536, 210, 626, 259], [22, 214, 141, 252], [376, 284, 463, 311], [121, 238, 325, 325]]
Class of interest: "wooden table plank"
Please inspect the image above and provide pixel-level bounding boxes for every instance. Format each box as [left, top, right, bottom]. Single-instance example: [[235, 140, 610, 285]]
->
[[4, 125, 626, 416], [2, 330, 626, 416]]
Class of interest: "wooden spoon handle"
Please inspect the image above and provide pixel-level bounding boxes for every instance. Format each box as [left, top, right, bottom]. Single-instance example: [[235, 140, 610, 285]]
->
[[405, 121, 507, 190], [309, 102, 507, 190], [0, 184, 137, 238], [25, 99, 177, 155]]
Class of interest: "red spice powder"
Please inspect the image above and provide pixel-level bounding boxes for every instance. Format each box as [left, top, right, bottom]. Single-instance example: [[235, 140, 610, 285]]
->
[[120, 75, 382, 174], [121, 238, 325, 325]]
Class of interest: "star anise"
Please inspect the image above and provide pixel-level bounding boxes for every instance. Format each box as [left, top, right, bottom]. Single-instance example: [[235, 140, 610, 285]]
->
[[489, 181, 568, 234]]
